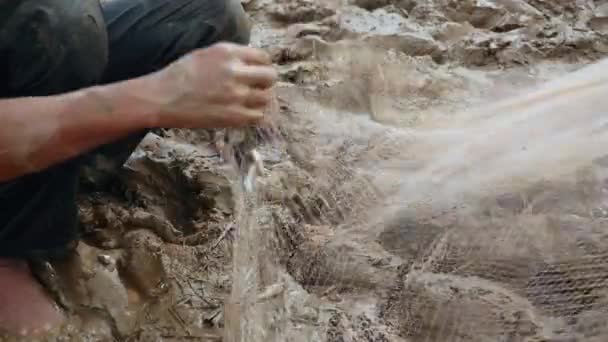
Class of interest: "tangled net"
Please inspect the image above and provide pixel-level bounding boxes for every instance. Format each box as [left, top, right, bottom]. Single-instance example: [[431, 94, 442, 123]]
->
[[224, 57, 608, 342]]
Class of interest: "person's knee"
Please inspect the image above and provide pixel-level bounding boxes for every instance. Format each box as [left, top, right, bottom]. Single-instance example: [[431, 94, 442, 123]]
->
[[0, 0, 108, 96], [219, 0, 252, 45]]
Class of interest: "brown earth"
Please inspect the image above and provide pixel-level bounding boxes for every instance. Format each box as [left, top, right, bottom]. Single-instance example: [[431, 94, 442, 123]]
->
[[7, 0, 608, 341]]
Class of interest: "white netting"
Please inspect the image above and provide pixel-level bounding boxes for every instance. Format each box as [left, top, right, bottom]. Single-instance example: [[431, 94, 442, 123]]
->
[[224, 48, 608, 341]]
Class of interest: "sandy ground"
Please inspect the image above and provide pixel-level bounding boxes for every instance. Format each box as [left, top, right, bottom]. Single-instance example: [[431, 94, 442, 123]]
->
[[8, 0, 608, 341]]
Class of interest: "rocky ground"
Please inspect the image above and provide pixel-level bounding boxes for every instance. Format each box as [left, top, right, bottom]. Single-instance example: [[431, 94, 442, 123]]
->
[[9, 0, 608, 341]]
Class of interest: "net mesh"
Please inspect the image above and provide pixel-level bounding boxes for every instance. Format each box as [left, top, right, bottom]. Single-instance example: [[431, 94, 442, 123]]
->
[[223, 13, 608, 341]]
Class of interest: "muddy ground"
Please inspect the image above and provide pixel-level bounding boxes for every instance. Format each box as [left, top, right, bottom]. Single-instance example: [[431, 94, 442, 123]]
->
[[10, 0, 608, 341]]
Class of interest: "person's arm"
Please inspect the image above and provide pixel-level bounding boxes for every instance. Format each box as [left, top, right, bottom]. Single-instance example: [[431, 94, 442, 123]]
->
[[0, 42, 276, 182], [0, 76, 161, 182]]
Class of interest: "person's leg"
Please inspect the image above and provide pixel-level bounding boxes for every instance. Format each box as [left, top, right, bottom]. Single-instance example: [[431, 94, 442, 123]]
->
[[0, 0, 108, 258], [102, 0, 250, 83], [0, 0, 108, 335], [82, 0, 252, 181]]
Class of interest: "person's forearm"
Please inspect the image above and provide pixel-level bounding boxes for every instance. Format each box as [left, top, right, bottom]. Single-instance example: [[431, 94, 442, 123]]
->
[[0, 76, 162, 182]]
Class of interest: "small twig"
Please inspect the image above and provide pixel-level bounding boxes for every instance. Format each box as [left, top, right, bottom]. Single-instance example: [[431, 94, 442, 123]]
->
[[211, 223, 235, 250], [168, 306, 191, 336], [171, 275, 186, 297]]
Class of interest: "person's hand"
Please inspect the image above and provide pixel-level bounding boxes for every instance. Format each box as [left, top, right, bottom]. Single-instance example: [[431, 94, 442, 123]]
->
[[149, 42, 278, 128]]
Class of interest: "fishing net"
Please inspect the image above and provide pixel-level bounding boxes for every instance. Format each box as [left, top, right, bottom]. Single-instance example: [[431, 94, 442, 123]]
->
[[223, 49, 608, 342]]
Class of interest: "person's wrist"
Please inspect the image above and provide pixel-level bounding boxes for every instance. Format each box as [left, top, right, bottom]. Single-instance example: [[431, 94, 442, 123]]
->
[[78, 81, 160, 131], [136, 69, 185, 128]]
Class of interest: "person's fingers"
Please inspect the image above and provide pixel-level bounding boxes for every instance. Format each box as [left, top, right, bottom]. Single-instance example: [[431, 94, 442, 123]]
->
[[232, 45, 272, 65], [244, 88, 273, 109], [233, 65, 278, 88]]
